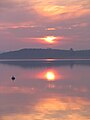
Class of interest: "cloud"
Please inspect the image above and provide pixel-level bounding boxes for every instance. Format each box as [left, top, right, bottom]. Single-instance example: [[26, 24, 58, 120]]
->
[[32, 0, 90, 21], [0, 0, 90, 24], [0, 0, 37, 24], [0, 0, 90, 50]]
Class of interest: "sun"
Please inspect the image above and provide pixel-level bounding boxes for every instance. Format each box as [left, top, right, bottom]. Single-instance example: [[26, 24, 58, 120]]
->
[[46, 71, 55, 81], [42, 36, 56, 43]]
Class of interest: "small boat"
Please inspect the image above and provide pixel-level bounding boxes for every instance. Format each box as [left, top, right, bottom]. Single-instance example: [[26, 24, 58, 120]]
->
[[11, 76, 15, 80]]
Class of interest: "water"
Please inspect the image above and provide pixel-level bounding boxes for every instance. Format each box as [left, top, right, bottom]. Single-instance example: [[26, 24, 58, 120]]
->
[[0, 60, 90, 120]]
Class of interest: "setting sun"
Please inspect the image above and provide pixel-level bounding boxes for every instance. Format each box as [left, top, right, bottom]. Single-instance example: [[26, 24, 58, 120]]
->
[[46, 71, 55, 81], [42, 36, 56, 43]]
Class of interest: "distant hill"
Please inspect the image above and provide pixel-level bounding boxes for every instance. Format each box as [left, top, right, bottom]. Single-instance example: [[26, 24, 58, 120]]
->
[[0, 48, 90, 59]]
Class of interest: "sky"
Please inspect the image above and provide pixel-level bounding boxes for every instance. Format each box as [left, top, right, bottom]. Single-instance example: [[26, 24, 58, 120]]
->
[[0, 0, 90, 51]]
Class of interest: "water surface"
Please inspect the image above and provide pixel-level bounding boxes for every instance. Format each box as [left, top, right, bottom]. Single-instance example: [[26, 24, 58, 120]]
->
[[0, 60, 90, 120]]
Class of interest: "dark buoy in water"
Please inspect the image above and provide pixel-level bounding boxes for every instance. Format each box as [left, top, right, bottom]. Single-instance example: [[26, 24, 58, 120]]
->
[[11, 76, 15, 80]]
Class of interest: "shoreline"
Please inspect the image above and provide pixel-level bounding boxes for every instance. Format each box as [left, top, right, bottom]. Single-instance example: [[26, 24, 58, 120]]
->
[[0, 58, 90, 62]]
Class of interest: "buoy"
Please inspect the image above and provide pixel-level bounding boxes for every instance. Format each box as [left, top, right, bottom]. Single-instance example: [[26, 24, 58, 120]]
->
[[11, 76, 15, 80]]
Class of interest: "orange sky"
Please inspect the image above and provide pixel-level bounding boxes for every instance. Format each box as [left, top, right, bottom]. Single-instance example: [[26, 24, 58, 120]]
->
[[0, 0, 90, 51]]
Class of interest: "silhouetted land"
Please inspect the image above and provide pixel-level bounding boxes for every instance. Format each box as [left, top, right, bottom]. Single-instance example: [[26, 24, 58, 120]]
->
[[0, 48, 90, 59]]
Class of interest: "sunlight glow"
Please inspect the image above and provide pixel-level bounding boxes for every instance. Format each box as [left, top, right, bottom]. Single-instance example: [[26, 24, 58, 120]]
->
[[46, 71, 55, 81], [33, 1, 90, 20], [42, 36, 56, 43], [38, 69, 60, 81]]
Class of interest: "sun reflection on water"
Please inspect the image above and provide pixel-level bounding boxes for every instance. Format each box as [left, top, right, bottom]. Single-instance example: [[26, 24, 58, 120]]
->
[[44, 69, 60, 81], [45, 71, 55, 81], [1, 96, 90, 120], [0, 63, 90, 120]]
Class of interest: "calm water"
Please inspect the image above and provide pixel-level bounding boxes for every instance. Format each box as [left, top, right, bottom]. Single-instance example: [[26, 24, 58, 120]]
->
[[0, 60, 90, 120]]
